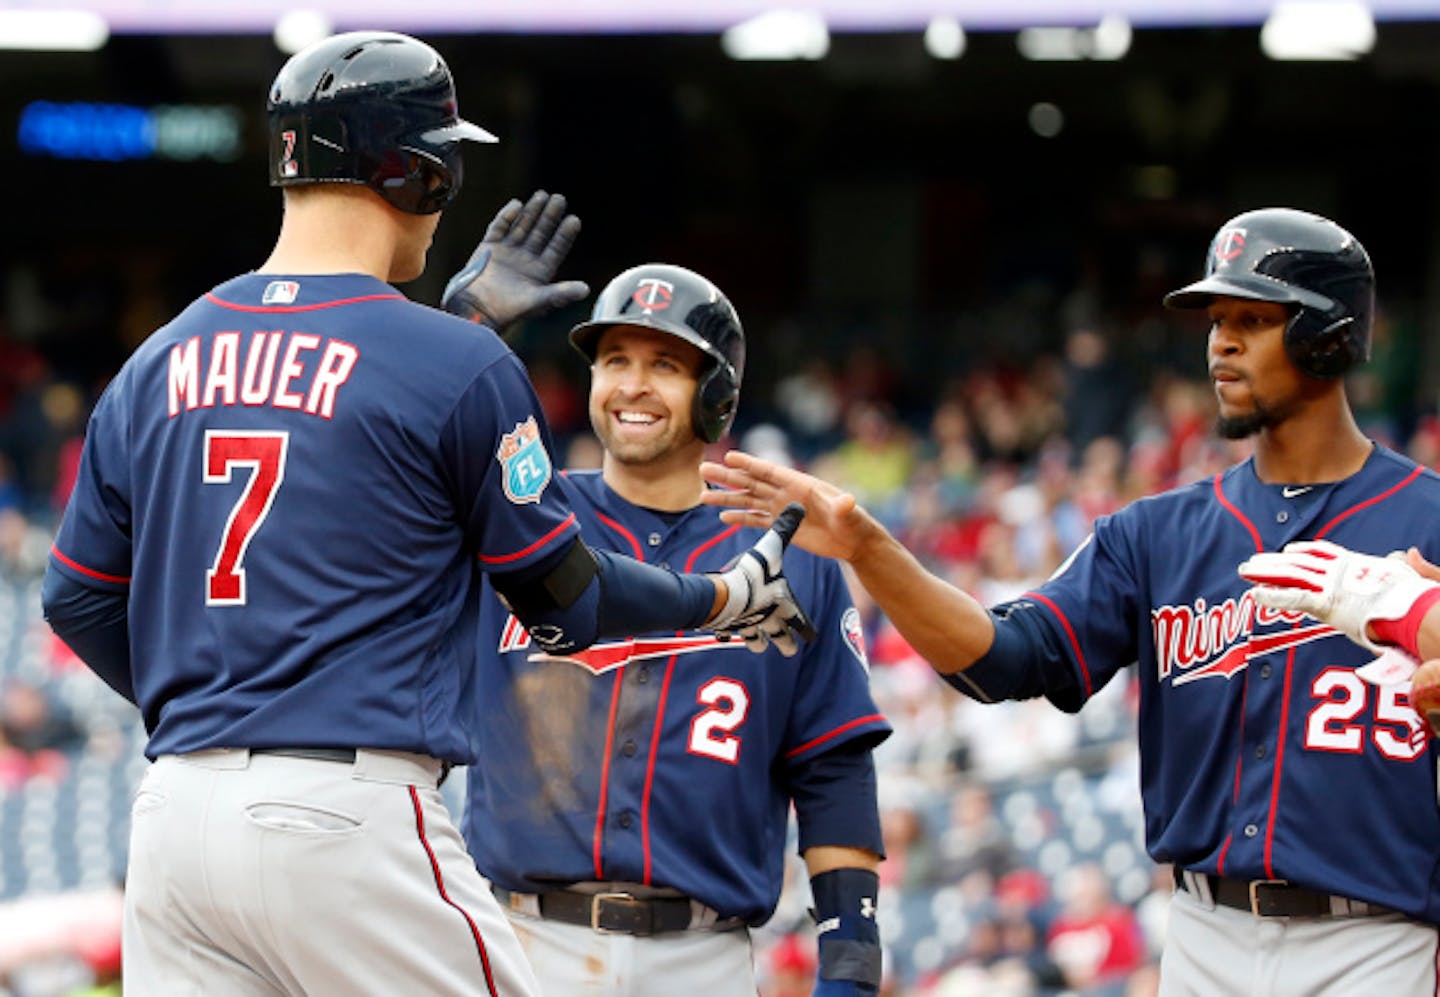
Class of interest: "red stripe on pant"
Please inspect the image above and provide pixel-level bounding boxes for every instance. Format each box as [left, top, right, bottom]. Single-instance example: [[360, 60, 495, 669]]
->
[[409, 785, 499, 995]]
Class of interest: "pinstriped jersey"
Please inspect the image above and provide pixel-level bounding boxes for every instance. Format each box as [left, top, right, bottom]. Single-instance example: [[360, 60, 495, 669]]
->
[[49, 273, 580, 762], [463, 470, 891, 924], [958, 444, 1440, 923]]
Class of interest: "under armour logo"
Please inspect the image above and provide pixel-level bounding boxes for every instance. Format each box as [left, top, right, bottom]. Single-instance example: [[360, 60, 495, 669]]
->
[[860, 896, 875, 918]]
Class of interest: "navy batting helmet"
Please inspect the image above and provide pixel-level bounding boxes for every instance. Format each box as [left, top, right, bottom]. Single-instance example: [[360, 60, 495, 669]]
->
[[1164, 207, 1374, 379], [267, 31, 496, 215], [570, 264, 745, 444]]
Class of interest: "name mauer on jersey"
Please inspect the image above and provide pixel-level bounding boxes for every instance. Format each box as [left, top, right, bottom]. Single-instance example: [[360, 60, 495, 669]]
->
[[1152, 590, 1332, 684], [168, 331, 359, 419]]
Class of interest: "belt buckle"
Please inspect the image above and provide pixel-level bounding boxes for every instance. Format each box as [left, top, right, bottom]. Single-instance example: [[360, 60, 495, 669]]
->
[[590, 892, 636, 934], [1248, 879, 1288, 917]]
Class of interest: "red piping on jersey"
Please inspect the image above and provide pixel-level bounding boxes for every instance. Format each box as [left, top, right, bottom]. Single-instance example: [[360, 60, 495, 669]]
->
[[689, 524, 741, 564], [1026, 592, 1093, 699], [477, 513, 577, 565], [593, 669, 626, 880], [641, 653, 680, 885], [1217, 647, 1252, 878], [408, 785, 498, 996], [203, 291, 404, 312], [1213, 474, 1263, 553], [597, 513, 644, 560], [50, 545, 130, 584], [1315, 465, 1424, 539], [1263, 626, 1304, 878], [785, 714, 887, 759]]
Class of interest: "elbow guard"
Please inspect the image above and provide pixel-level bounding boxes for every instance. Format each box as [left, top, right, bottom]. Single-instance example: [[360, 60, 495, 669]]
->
[[493, 538, 600, 653]]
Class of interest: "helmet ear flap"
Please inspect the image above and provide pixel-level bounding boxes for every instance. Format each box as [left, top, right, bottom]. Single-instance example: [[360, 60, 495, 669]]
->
[[694, 363, 741, 444], [1286, 314, 1362, 380]]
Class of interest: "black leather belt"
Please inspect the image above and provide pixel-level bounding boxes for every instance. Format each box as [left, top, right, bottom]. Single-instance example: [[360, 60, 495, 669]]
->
[[1175, 868, 1392, 919], [493, 886, 697, 935]]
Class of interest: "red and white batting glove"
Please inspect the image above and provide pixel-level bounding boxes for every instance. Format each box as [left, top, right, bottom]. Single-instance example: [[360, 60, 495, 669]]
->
[[1238, 539, 1440, 657]]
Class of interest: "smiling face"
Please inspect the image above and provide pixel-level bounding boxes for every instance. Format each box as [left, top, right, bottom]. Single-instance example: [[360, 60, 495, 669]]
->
[[589, 325, 708, 467], [1206, 295, 1312, 439]]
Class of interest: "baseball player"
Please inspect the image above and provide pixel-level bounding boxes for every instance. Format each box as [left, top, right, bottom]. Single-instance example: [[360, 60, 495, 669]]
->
[[462, 264, 892, 996], [703, 208, 1440, 995], [39, 33, 811, 997]]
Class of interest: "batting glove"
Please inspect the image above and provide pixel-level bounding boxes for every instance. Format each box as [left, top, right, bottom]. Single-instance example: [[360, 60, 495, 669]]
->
[[706, 503, 818, 657], [1239, 539, 1440, 656], [441, 190, 589, 336]]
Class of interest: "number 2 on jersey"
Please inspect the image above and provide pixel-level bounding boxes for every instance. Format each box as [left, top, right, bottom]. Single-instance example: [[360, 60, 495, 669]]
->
[[204, 431, 289, 606], [688, 677, 751, 764]]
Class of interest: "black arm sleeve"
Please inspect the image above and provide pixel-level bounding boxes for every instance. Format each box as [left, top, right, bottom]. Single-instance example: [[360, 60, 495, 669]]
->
[[41, 565, 134, 704], [790, 740, 885, 857]]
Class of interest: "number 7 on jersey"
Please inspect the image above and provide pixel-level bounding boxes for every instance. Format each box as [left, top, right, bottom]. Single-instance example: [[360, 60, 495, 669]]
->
[[204, 430, 289, 606]]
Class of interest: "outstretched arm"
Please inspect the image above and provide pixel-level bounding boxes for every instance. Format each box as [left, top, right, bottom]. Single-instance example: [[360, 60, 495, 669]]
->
[[700, 450, 995, 674]]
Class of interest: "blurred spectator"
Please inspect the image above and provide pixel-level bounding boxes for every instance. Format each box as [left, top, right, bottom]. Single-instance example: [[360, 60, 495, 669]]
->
[[0, 381, 86, 516], [0, 509, 48, 580], [826, 400, 917, 510], [1061, 327, 1134, 455], [774, 358, 844, 458], [1045, 863, 1144, 996], [935, 783, 1015, 890], [879, 796, 941, 892], [0, 680, 85, 789]]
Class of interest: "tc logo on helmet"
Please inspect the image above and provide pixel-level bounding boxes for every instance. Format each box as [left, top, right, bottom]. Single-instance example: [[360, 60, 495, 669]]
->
[[632, 278, 674, 315], [1214, 228, 1247, 265]]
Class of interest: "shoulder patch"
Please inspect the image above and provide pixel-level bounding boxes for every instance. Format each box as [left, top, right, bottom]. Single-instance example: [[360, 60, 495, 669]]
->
[[841, 606, 869, 671], [498, 416, 552, 504]]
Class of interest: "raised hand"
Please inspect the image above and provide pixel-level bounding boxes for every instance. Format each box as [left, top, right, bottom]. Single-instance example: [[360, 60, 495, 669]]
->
[[441, 190, 590, 335], [700, 451, 866, 561]]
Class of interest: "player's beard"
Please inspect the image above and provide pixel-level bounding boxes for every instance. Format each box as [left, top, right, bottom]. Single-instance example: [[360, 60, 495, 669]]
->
[[1215, 393, 1300, 439], [593, 412, 698, 467]]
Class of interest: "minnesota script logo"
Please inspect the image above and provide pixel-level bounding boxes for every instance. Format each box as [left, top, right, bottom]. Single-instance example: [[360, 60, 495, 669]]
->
[[498, 615, 738, 675], [1153, 591, 1335, 685]]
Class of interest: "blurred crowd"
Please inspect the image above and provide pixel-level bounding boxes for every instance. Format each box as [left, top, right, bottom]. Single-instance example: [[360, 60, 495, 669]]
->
[[0, 263, 1434, 995]]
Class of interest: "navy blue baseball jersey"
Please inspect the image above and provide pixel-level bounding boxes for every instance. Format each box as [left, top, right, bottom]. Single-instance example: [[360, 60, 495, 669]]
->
[[49, 273, 583, 762], [957, 444, 1440, 923], [463, 470, 891, 924]]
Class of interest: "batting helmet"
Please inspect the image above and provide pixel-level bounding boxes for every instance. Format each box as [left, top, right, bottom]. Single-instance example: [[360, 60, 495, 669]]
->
[[266, 31, 496, 215], [570, 264, 745, 444], [1163, 207, 1374, 379]]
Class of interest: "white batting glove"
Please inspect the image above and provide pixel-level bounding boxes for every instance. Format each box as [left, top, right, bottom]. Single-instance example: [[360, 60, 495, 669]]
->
[[706, 503, 818, 657], [1238, 539, 1440, 654]]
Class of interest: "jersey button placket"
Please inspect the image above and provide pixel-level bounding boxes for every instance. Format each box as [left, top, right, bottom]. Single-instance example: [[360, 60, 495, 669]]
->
[[618, 811, 635, 829], [621, 739, 638, 758]]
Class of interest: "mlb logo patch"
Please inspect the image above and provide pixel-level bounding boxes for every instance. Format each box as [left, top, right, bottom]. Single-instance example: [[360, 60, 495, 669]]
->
[[262, 280, 300, 305], [841, 606, 869, 671], [497, 416, 552, 504]]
